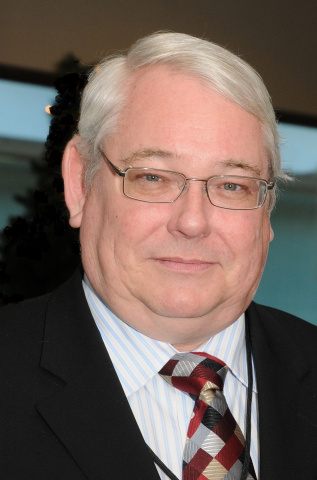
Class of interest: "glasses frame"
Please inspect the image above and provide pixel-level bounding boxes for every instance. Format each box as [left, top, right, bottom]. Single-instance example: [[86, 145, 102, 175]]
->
[[99, 149, 275, 210]]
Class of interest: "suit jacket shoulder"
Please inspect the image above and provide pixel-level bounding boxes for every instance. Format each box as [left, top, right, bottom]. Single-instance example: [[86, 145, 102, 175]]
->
[[249, 301, 317, 359], [246, 301, 317, 479], [0, 271, 160, 480]]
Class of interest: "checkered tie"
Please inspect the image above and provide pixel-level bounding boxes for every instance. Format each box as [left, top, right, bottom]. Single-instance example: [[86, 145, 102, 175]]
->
[[159, 352, 256, 480]]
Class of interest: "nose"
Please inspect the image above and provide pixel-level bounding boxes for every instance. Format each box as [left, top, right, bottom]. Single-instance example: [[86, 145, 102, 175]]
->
[[167, 179, 212, 238]]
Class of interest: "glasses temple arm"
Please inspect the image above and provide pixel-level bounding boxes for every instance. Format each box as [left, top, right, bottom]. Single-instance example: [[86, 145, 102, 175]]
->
[[99, 149, 125, 177]]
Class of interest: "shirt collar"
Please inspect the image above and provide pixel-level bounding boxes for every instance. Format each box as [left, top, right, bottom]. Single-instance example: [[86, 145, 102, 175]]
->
[[83, 277, 257, 396], [201, 315, 257, 392]]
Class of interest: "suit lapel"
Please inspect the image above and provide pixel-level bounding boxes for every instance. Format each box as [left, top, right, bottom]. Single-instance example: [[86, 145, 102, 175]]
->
[[36, 271, 160, 480], [247, 303, 317, 480]]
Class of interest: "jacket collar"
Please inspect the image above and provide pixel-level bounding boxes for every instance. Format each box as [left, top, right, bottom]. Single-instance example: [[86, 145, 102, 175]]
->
[[37, 270, 160, 480]]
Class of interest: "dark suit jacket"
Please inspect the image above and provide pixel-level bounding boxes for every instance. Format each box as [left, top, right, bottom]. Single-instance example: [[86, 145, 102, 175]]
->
[[1, 270, 317, 479]]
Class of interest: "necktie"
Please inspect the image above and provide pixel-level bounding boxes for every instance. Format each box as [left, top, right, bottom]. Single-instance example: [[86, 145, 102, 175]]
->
[[159, 352, 256, 480]]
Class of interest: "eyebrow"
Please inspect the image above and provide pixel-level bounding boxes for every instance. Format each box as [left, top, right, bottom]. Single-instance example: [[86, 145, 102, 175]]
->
[[120, 148, 174, 167], [219, 159, 262, 177], [119, 150, 263, 177]]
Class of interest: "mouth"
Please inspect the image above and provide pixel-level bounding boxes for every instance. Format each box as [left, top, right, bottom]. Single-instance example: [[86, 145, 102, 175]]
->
[[154, 257, 214, 273]]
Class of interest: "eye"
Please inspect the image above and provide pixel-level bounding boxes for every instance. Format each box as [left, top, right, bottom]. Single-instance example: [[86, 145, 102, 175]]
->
[[143, 174, 162, 182], [223, 182, 242, 191]]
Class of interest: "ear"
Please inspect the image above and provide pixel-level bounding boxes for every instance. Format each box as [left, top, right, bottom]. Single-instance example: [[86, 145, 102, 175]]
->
[[62, 138, 87, 228], [269, 224, 274, 242]]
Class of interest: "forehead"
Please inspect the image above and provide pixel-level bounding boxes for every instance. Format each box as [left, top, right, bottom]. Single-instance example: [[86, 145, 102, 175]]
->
[[108, 66, 267, 174]]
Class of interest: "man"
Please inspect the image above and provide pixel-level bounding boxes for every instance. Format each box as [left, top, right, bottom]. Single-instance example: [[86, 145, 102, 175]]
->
[[1, 32, 316, 480]]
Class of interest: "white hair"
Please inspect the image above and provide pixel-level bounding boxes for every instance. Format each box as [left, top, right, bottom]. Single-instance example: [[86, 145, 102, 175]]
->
[[77, 31, 290, 207]]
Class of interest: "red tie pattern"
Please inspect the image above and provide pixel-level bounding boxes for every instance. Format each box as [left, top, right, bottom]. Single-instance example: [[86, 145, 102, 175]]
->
[[159, 352, 256, 480]]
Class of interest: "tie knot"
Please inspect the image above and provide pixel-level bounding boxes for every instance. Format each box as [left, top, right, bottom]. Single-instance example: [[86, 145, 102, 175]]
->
[[159, 352, 228, 398]]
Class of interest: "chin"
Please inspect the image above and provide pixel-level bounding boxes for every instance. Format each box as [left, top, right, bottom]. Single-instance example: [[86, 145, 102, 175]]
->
[[149, 290, 219, 319]]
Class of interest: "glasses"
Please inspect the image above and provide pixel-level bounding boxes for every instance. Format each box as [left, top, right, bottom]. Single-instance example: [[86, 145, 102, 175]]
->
[[100, 150, 274, 210]]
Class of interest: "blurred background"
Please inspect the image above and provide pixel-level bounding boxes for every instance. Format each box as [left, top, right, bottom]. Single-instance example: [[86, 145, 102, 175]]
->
[[0, 0, 316, 324]]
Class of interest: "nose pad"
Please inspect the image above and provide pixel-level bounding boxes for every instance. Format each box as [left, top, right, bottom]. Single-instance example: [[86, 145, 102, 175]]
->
[[179, 183, 186, 194]]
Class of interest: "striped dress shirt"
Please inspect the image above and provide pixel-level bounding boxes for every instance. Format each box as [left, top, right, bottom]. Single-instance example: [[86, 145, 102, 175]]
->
[[83, 278, 259, 479]]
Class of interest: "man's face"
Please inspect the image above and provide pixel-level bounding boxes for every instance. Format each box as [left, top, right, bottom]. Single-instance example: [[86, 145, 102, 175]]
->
[[69, 66, 273, 348]]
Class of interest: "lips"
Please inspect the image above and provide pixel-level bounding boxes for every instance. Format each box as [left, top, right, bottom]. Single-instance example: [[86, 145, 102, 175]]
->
[[154, 257, 214, 272], [158, 257, 211, 264]]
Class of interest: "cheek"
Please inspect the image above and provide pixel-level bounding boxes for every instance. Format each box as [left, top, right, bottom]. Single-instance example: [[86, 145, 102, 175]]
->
[[101, 202, 168, 267], [220, 211, 272, 266], [115, 202, 167, 239], [245, 215, 272, 274]]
